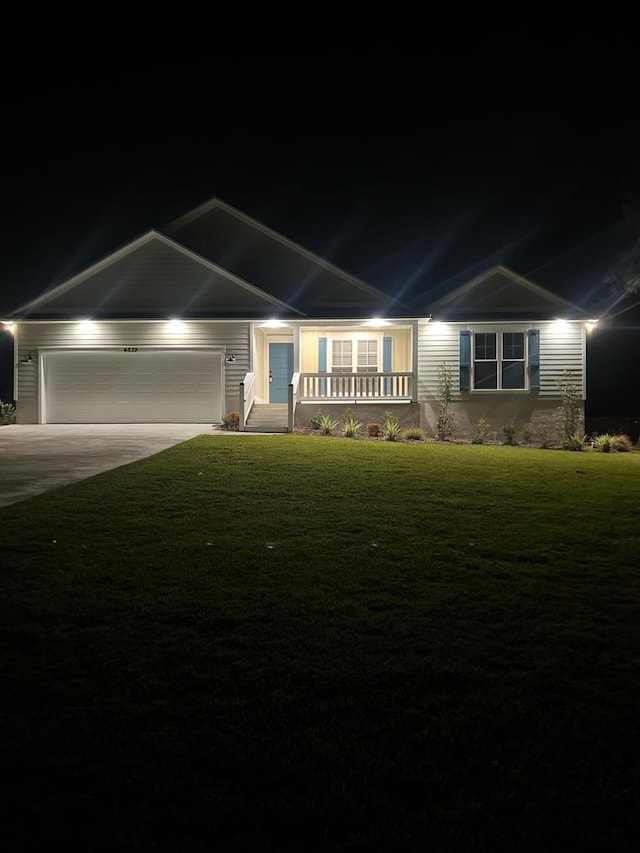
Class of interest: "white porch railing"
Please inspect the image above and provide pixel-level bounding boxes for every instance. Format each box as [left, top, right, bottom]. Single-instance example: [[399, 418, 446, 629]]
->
[[298, 372, 413, 401], [288, 372, 301, 433], [239, 372, 255, 431]]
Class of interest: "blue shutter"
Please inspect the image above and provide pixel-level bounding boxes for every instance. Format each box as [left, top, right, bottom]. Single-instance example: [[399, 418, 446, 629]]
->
[[383, 336, 392, 395], [460, 331, 471, 391], [528, 329, 540, 390], [318, 337, 327, 396], [318, 337, 327, 372]]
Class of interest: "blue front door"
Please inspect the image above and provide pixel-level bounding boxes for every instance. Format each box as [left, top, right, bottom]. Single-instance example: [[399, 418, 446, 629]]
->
[[269, 342, 293, 403]]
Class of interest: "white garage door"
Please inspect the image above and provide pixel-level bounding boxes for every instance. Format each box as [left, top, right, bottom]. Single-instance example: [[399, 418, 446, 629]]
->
[[44, 350, 223, 423]]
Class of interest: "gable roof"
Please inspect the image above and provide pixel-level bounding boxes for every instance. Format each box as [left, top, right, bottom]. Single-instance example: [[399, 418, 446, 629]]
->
[[164, 197, 411, 318], [425, 265, 587, 320], [13, 231, 304, 320]]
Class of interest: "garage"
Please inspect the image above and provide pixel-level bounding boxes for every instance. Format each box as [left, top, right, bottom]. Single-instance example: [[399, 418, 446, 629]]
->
[[43, 349, 223, 423]]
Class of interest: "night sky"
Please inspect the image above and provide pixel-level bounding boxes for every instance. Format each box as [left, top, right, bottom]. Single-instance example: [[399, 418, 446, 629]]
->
[[1, 42, 638, 415]]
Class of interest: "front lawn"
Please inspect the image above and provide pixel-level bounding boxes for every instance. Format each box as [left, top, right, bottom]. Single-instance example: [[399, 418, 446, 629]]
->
[[1, 437, 638, 851]]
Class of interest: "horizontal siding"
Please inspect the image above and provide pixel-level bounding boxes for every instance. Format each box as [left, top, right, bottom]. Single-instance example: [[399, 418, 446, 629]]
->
[[417, 320, 461, 400], [16, 321, 250, 417], [417, 319, 584, 400], [539, 322, 584, 396]]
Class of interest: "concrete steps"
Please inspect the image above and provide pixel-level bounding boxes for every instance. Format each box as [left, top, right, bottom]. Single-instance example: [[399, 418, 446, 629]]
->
[[244, 403, 289, 433]]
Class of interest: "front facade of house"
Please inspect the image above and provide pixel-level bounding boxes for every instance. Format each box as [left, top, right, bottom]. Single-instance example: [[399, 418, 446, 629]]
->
[[2, 199, 589, 438]]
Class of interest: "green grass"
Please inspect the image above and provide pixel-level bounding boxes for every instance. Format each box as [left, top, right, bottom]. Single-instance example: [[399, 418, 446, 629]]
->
[[1, 436, 639, 852]]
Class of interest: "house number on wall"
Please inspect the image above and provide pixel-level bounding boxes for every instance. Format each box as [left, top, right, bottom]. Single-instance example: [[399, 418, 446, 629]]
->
[[123, 347, 138, 352]]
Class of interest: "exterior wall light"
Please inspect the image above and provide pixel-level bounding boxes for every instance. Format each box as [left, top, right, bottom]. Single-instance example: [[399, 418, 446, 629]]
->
[[225, 354, 237, 363], [585, 319, 599, 333]]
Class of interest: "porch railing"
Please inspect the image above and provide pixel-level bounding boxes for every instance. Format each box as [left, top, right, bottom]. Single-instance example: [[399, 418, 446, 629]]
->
[[298, 372, 413, 401], [239, 372, 255, 431], [288, 372, 300, 433]]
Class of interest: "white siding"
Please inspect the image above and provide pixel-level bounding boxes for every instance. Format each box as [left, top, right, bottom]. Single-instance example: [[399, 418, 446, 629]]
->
[[417, 319, 584, 400], [16, 321, 250, 423], [417, 319, 585, 439]]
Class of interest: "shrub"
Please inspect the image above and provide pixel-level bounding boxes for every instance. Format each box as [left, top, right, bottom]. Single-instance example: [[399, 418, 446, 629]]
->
[[592, 433, 615, 453], [502, 424, 517, 446], [382, 410, 401, 441], [0, 400, 16, 425], [366, 422, 381, 437], [555, 371, 583, 444], [521, 422, 533, 444], [564, 432, 586, 451], [310, 409, 324, 430], [342, 416, 363, 438], [612, 433, 633, 452], [402, 425, 425, 441], [317, 414, 339, 435], [221, 411, 240, 430], [436, 362, 457, 441], [471, 417, 490, 444], [538, 426, 552, 449]]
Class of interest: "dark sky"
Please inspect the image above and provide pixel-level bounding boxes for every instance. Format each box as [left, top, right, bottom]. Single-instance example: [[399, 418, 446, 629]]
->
[[1, 42, 638, 414]]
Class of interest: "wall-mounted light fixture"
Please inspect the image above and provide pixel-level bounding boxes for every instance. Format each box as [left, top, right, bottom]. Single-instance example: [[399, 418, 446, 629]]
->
[[20, 352, 35, 364], [225, 353, 237, 363]]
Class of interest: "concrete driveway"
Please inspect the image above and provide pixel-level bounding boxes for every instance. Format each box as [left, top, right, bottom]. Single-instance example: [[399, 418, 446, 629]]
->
[[0, 424, 216, 509]]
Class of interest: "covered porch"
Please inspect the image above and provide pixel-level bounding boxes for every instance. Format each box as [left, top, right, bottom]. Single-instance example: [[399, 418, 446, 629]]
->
[[240, 321, 416, 431]]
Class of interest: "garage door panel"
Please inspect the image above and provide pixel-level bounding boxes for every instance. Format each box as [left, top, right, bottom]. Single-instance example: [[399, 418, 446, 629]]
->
[[44, 351, 222, 423]]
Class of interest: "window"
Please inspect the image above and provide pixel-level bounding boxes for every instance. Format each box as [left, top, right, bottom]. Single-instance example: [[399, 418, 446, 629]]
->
[[357, 339, 378, 373], [473, 332, 525, 390], [331, 339, 378, 373], [332, 340, 352, 373]]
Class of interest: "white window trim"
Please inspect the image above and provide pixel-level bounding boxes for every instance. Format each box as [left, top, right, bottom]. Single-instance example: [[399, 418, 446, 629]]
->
[[328, 332, 382, 373], [472, 330, 528, 391]]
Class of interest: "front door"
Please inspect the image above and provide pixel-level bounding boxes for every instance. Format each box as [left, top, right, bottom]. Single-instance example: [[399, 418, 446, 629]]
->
[[269, 342, 293, 403]]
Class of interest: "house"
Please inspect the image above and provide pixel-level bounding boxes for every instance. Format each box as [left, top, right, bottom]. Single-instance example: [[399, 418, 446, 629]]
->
[[1, 197, 590, 438]]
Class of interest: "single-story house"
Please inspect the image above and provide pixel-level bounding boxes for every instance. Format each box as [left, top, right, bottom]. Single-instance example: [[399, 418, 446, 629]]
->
[[1, 197, 590, 438]]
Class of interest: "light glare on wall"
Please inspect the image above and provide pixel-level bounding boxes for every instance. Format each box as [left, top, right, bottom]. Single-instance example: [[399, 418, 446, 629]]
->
[[167, 319, 185, 333], [78, 319, 96, 333]]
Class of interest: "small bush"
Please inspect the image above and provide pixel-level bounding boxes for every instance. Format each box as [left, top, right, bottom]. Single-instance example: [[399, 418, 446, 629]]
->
[[317, 414, 339, 435], [342, 416, 363, 438], [472, 417, 490, 444], [592, 433, 614, 453], [221, 411, 240, 430], [521, 422, 533, 444], [310, 409, 325, 430], [538, 427, 552, 449], [564, 432, 586, 451], [366, 422, 381, 437], [435, 363, 457, 441], [402, 425, 425, 441], [382, 410, 401, 442], [612, 433, 633, 452], [0, 400, 16, 425], [502, 425, 517, 446]]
